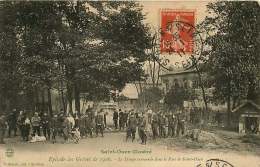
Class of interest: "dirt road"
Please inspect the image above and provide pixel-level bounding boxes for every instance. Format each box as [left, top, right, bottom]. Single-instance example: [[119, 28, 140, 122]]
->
[[0, 132, 260, 167]]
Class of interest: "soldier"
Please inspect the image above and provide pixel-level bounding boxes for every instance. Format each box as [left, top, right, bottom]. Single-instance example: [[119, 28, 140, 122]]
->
[[119, 109, 124, 130], [23, 114, 31, 141], [158, 112, 162, 137], [151, 112, 159, 139], [62, 114, 72, 142], [159, 113, 167, 138], [138, 113, 147, 144], [17, 111, 26, 140], [95, 110, 104, 137], [31, 112, 41, 136], [126, 113, 137, 142], [57, 112, 65, 136], [7, 109, 17, 137], [177, 112, 186, 136], [167, 112, 176, 137], [42, 113, 51, 140], [113, 109, 119, 129], [51, 114, 59, 143], [74, 112, 79, 128], [123, 110, 129, 128], [85, 112, 93, 137], [0, 114, 7, 144], [79, 112, 86, 137], [147, 108, 153, 124]]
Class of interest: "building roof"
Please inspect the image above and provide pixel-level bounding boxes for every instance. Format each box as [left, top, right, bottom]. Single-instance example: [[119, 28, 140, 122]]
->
[[231, 100, 260, 113], [160, 68, 196, 77], [120, 83, 138, 100]]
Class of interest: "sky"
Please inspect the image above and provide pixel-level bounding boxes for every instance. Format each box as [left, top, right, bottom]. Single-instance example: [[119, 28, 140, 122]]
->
[[122, 1, 211, 98]]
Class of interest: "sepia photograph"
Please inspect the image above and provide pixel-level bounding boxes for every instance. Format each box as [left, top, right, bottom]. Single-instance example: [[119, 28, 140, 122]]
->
[[0, 1, 259, 167]]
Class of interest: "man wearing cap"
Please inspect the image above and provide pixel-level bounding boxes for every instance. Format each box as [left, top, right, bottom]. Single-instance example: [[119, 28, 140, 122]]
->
[[159, 112, 167, 138], [151, 112, 159, 139], [42, 112, 51, 140], [85, 112, 93, 138], [123, 110, 129, 128], [7, 109, 17, 137], [138, 113, 147, 144], [113, 109, 119, 129], [167, 112, 176, 137], [31, 112, 41, 136], [23, 114, 31, 141], [79, 112, 86, 137], [127, 113, 137, 142], [51, 114, 59, 143], [17, 111, 26, 140], [95, 110, 104, 137], [0, 114, 7, 144], [119, 109, 124, 131]]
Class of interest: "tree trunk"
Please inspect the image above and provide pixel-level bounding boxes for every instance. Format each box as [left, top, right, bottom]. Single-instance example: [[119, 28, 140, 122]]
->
[[67, 82, 73, 114], [156, 63, 161, 87], [41, 89, 45, 113], [74, 81, 80, 114], [60, 80, 66, 113], [195, 65, 208, 121], [227, 81, 231, 127], [35, 87, 40, 112], [47, 86, 53, 116]]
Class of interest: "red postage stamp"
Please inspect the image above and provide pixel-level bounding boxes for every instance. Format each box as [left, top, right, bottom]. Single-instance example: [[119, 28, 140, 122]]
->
[[160, 10, 195, 54]]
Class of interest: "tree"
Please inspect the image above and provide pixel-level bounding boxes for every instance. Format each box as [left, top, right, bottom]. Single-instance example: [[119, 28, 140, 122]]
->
[[0, 2, 22, 112], [200, 1, 260, 126], [164, 82, 192, 111], [138, 87, 163, 109], [0, 1, 151, 114]]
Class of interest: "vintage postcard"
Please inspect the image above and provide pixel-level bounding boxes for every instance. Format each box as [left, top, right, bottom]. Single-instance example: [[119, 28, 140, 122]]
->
[[0, 1, 259, 167]]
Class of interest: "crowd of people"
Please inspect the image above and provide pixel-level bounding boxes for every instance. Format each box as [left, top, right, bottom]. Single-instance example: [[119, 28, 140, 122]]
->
[[0, 107, 187, 145], [112, 108, 187, 144]]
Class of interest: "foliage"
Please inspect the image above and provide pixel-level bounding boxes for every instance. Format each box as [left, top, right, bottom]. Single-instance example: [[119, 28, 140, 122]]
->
[[138, 87, 163, 106], [0, 1, 151, 112], [164, 83, 192, 110], [200, 1, 260, 103]]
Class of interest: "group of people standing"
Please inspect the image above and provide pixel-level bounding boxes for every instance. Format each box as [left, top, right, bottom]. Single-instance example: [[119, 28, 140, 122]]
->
[[0, 107, 187, 145], [0, 107, 106, 144], [112, 108, 187, 145]]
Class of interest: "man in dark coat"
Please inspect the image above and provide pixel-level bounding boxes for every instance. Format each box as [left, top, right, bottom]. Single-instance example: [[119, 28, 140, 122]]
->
[[42, 112, 51, 140], [0, 114, 7, 144], [138, 114, 147, 144], [126, 113, 137, 142], [158, 113, 167, 138], [51, 114, 59, 143], [123, 111, 129, 127], [31, 112, 41, 136], [167, 112, 176, 137], [151, 112, 159, 139], [79, 113, 86, 137], [17, 111, 26, 140], [113, 110, 119, 129], [85, 113, 93, 137], [95, 111, 104, 137], [119, 109, 124, 130], [7, 109, 17, 137], [177, 113, 186, 136]]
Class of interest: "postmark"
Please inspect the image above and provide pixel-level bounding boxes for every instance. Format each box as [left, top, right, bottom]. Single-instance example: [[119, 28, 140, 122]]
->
[[159, 9, 203, 70], [161, 10, 195, 54], [196, 159, 234, 167]]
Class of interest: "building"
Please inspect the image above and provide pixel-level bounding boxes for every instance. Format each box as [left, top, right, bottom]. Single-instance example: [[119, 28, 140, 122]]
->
[[231, 100, 260, 134], [159, 68, 221, 110]]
